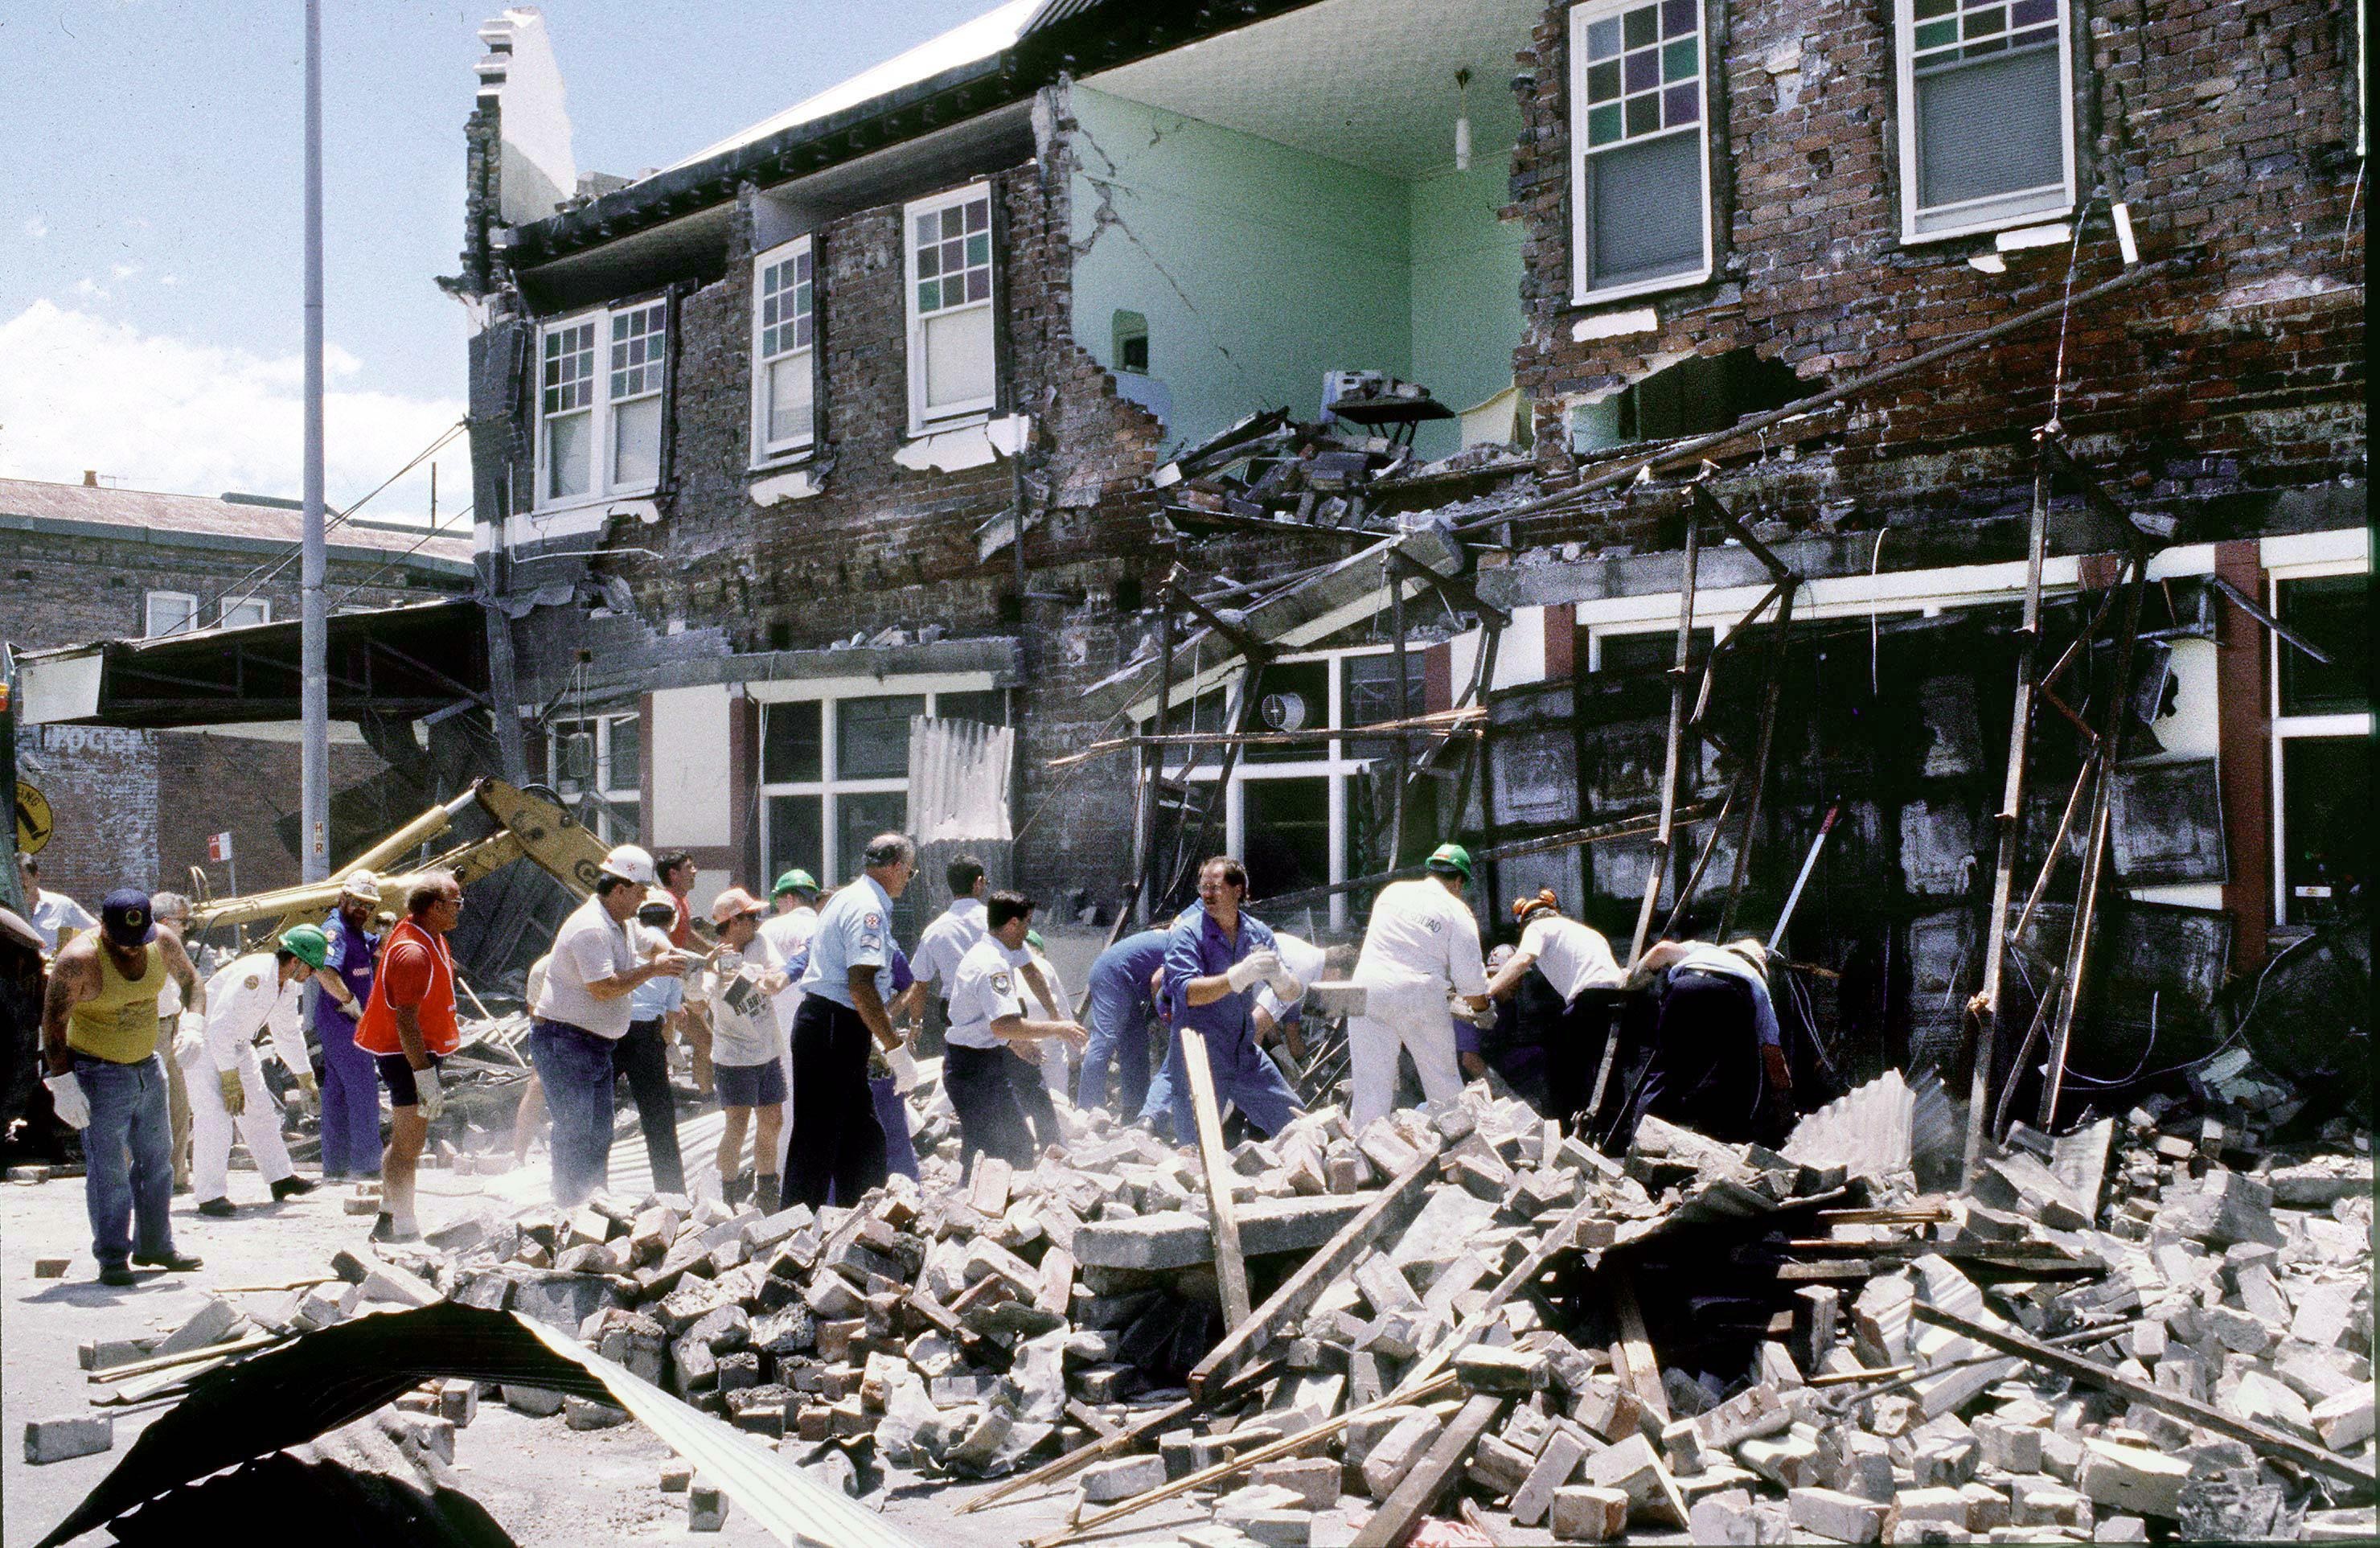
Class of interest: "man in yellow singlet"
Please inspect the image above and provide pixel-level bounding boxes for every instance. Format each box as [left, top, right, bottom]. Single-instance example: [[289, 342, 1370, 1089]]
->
[[41, 888, 208, 1287]]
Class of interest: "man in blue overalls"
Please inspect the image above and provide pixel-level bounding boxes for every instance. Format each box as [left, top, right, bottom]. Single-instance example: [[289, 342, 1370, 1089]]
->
[[1141, 856, 1306, 1145], [310, 870, 384, 1181]]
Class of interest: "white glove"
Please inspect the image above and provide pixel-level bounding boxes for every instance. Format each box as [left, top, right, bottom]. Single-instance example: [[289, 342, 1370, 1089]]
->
[[886, 1043, 921, 1094], [1226, 951, 1281, 993], [412, 1062, 445, 1122], [45, 1073, 90, 1131], [1266, 970, 1305, 1003]]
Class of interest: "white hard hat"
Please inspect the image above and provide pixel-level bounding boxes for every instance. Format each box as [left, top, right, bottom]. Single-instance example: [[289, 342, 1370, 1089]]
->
[[339, 869, 381, 901], [601, 844, 658, 887]]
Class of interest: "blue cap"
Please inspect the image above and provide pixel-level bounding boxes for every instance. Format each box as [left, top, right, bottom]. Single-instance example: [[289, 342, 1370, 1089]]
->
[[100, 888, 155, 947]]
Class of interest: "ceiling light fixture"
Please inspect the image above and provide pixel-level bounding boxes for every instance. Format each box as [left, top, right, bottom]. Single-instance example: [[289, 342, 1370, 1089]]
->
[[1455, 68, 1474, 172]]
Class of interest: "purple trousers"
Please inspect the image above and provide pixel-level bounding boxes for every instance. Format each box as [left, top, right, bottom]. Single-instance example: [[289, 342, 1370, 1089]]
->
[[314, 1010, 383, 1177]]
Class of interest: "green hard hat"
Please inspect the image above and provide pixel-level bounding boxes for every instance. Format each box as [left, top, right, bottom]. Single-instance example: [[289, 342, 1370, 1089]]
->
[[280, 923, 331, 969], [1025, 929, 1047, 952], [1426, 843, 1474, 881], [772, 868, 820, 898]]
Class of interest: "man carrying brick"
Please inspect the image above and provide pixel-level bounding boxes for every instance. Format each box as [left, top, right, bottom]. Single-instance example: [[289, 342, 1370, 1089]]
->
[[942, 891, 1086, 1168], [40, 888, 208, 1285]]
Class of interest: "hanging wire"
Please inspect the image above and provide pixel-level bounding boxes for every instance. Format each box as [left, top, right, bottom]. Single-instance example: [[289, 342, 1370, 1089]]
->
[[2042, 196, 2095, 433]]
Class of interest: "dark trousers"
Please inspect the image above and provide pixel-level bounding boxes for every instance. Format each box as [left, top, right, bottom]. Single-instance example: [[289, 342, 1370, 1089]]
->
[[1007, 1047, 1060, 1153], [946, 1043, 1040, 1170], [1628, 971, 1766, 1145], [1545, 990, 1623, 1134], [614, 1018, 685, 1197], [783, 997, 886, 1209]]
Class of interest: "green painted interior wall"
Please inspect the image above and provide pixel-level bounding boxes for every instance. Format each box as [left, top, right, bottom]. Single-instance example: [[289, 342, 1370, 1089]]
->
[[1407, 162, 1527, 460], [1069, 86, 1522, 456]]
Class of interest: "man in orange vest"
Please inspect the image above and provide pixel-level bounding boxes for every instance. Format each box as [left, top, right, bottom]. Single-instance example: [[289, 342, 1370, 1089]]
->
[[354, 871, 465, 1244]]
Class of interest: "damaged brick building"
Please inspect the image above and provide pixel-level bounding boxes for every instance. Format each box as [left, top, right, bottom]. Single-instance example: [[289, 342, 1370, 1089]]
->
[[448, 0, 2362, 1111]]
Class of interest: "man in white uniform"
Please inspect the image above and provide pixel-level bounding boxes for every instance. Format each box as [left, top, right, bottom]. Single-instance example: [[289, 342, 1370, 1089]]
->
[[1346, 844, 1490, 1127], [910, 856, 989, 1025], [943, 892, 1085, 1168], [181, 925, 326, 1216], [21, 856, 96, 950]]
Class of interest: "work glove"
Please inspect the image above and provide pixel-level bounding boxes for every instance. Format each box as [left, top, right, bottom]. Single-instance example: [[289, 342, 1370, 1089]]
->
[[217, 1068, 248, 1117], [413, 1062, 445, 1122], [293, 1070, 319, 1116], [1265, 969, 1305, 1004], [885, 1043, 921, 1094], [44, 1073, 90, 1131], [1225, 950, 1281, 994]]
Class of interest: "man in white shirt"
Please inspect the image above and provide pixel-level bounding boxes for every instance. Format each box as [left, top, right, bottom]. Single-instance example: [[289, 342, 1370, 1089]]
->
[[910, 855, 989, 1028], [1346, 844, 1491, 1127], [1485, 890, 1631, 1130], [943, 892, 1085, 1169], [529, 844, 686, 1207], [182, 926, 326, 1216], [21, 856, 96, 951], [758, 868, 822, 1103]]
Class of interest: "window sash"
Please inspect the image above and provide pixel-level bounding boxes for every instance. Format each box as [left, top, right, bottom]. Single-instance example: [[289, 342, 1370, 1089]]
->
[[220, 597, 270, 629], [537, 305, 666, 508], [1570, 0, 1712, 302], [1896, 0, 2075, 240], [754, 240, 816, 458], [905, 187, 999, 427], [145, 591, 199, 638]]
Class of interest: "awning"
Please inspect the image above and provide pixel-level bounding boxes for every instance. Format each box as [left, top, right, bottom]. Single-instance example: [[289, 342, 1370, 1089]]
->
[[14, 598, 489, 729]]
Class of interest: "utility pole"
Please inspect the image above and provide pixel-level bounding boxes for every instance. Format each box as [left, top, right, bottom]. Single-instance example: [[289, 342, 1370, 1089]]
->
[[299, 0, 329, 882]]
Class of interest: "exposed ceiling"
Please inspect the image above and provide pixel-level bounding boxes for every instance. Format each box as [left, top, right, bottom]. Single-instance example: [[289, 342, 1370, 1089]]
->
[[1085, 0, 1542, 180]]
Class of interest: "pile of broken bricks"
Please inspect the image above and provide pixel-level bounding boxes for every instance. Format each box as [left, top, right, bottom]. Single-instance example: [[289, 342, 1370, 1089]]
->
[[23, 1072, 2378, 1546]]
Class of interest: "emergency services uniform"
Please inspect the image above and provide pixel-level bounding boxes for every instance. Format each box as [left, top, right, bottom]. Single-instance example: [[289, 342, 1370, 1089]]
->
[[179, 953, 311, 1203], [782, 873, 897, 1207], [1347, 879, 1489, 1125], [942, 934, 1041, 1168]]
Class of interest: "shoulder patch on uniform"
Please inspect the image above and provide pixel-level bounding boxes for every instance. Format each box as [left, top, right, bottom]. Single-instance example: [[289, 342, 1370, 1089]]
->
[[864, 913, 882, 929], [243, 973, 261, 990], [990, 971, 1012, 996]]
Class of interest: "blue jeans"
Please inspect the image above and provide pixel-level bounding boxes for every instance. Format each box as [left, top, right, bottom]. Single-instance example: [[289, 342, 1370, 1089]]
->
[[1139, 1022, 1303, 1144], [529, 1020, 618, 1207], [75, 1053, 178, 1269], [1077, 963, 1154, 1115]]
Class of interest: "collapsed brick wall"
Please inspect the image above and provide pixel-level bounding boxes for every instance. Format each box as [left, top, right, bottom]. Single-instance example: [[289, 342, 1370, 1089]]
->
[[1507, 0, 2366, 545]]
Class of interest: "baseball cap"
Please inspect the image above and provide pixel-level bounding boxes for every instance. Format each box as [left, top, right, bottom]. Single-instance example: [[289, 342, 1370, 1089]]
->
[[1426, 843, 1474, 881], [710, 886, 767, 925], [600, 844, 658, 887], [338, 868, 381, 901], [100, 888, 156, 947], [771, 868, 820, 899]]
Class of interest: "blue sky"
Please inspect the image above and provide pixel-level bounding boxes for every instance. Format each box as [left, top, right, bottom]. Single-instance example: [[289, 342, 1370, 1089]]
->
[[1, 0, 993, 520]]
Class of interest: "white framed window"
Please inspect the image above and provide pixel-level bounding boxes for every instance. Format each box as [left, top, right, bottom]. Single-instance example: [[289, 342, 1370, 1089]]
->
[[536, 300, 667, 509], [1894, 0, 2076, 241], [904, 185, 998, 430], [220, 596, 271, 629], [551, 712, 642, 843], [1569, 0, 1713, 303], [2266, 560, 2370, 928], [753, 236, 817, 462], [144, 590, 199, 638]]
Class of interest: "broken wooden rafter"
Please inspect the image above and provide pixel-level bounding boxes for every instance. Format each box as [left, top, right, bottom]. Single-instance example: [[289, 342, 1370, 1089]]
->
[[1179, 1025, 1254, 1330], [1348, 1393, 1508, 1548], [1166, 568, 1274, 667], [954, 1357, 1284, 1515]]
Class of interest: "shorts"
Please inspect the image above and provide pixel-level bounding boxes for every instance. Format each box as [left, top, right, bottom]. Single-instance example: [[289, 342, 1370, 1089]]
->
[[714, 1058, 787, 1109], [375, 1052, 445, 1108]]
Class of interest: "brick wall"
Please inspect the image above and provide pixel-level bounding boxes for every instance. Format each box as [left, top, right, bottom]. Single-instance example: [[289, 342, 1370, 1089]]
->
[[1507, 0, 2365, 543]]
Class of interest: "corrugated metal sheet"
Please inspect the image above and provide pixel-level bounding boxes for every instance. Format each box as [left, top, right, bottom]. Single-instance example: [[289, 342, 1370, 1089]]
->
[[908, 716, 1015, 843]]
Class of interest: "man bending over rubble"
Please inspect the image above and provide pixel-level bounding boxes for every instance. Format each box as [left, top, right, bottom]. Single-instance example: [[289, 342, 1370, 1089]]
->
[[1618, 935, 1792, 1147], [42, 888, 208, 1285], [1142, 856, 1306, 1146]]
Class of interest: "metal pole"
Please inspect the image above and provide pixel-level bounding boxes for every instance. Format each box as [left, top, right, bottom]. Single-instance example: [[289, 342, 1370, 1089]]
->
[[298, 0, 330, 883], [1628, 517, 1701, 964], [1387, 556, 1411, 868], [1717, 583, 1795, 937]]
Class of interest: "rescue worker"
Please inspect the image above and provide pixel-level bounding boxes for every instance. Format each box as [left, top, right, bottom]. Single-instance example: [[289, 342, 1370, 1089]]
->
[[1077, 928, 1170, 1115], [530, 844, 686, 1208], [1143, 856, 1307, 1145], [41, 889, 208, 1284], [150, 892, 199, 1195], [1253, 931, 1327, 1066], [943, 892, 1087, 1168], [1619, 937, 1793, 1146], [782, 833, 916, 1208], [621, 888, 689, 1197], [309, 870, 386, 1182], [355, 871, 466, 1243], [704, 887, 790, 1210], [1013, 928, 1074, 1144], [181, 926, 326, 1217], [758, 868, 822, 1100], [1486, 890, 1631, 1129], [22, 856, 97, 950], [1345, 844, 1491, 1127], [911, 855, 989, 1033]]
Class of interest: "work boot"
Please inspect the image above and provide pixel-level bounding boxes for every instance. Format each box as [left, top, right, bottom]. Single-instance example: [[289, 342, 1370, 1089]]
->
[[369, 1213, 421, 1245], [133, 1250, 203, 1271], [195, 1197, 237, 1218], [722, 1172, 752, 1208], [754, 1174, 781, 1214], [98, 1263, 137, 1287], [270, 1175, 318, 1201]]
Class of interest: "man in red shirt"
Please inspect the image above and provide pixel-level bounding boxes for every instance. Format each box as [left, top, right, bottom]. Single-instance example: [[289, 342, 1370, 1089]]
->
[[654, 851, 712, 1094], [355, 871, 464, 1243]]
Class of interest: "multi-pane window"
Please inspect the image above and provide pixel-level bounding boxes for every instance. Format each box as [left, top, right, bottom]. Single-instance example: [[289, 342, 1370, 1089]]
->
[[905, 186, 997, 428], [609, 302, 667, 488], [1897, 0, 2074, 239], [1570, 0, 1711, 301], [541, 319, 597, 500], [551, 712, 642, 843], [144, 590, 198, 638], [753, 238, 816, 458], [537, 302, 667, 508]]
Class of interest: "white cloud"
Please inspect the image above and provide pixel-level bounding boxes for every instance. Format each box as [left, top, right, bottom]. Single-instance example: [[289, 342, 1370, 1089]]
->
[[0, 300, 470, 524], [109, 261, 142, 281], [23, 216, 47, 240]]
